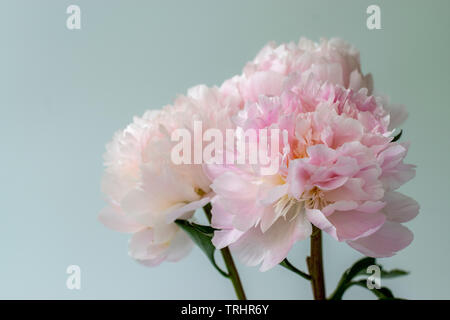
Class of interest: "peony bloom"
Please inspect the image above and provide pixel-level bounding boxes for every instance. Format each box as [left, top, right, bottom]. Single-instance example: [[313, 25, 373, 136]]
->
[[100, 36, 418, 277], [220, 38, 374, 107], [207, 67, 418, 271], [100, 85, 239, 266]]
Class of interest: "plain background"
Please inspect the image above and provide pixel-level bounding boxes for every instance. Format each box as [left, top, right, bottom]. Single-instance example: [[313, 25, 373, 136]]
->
[[1, 0, 449, 299]]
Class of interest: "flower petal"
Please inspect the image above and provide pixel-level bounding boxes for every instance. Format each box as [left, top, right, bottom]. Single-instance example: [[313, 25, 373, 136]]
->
[[347, 221, 413, 257], [383, 191, 419, 223], [98, 205, 144, 233]]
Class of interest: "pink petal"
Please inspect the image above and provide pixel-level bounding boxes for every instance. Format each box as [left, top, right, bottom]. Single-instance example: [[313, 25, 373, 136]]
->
[[380, 163, 416, 191], [385, 103, 408, 130], [356, 201, 386, 213], [328, 210, 386, 241], [165, 229, 194, 262], [165, 196, 211, 223], [212, 229, 244, 249], [210, 196, 234, 229], [307, 208, 386, 241], [306, 144, 337, 165], [306, 208, 338, 239], [347, 221, 413, 257], [121, 189, 159, 226], [287, 159, 311, 198], [322, 200, 359, 216], [260, 184, 289, 206], [210, 171, 257, 200], [98, 205, 144, 233], [230, 213, 312, 271], [242, 71, 285, 102], [383, 192, 419, 223], [128, 228, 167, 261]]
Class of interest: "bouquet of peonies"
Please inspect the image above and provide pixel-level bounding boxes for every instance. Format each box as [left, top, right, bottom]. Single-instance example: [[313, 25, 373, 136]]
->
[[99, 38, 418, 300]]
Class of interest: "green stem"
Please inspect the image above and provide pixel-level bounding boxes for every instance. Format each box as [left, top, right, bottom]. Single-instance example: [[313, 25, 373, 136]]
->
[[220, 246, 247, 300], [203, 204, 247, 300], [280, 258, 311, 281]]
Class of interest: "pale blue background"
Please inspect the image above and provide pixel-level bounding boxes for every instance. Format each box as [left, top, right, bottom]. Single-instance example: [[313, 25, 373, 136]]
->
[[1, 0, 449, 299]]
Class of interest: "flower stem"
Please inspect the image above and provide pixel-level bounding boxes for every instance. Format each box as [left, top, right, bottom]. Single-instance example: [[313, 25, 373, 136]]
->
[[220, 246, 247, 300], [306, 226, 326, 300], [203, 204, 247, 300], [280, 258, 311, 281]]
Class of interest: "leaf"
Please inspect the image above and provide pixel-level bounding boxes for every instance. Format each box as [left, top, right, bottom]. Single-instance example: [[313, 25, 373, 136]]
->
[[280, 259, 311, 281], [329, 257, 409, 300], [329, 257, 376, 300], [380, 268, 409, 278], [350, 280, 397, 300], [357, 267, 409, 279], [189, 222, 216, 237], [175, 219, 229, 278], [392, 129, 403, 142], [346, 257, 377, 280]]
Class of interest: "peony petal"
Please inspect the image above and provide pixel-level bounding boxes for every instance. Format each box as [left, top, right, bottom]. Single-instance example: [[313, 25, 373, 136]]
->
[[121, 189, 160, 226], [287, 159, 311, 198], [306, 144, 337, 165], [230, 213, 312, 271], [321, 200, 359, 216], [212, 229, 244, 249], [165, 196, 211, 223], [165, 229, 194, 262], [242, 71, 285, 101], [385, 103, 408, 131], [260, 183, 289, 206], [210, 171, 257, 200], [380, 163, 416, 191], [347, 221, 414, 257], [210, 196, 234, 229], [383, 191, 419, 223], [306, 208, 338, 239], [327, 210, 386, 241], [98, 205, 144, 233], [128, 228, 168, 261], [259, 213, 312, 272], [356, 201, 386, 214]]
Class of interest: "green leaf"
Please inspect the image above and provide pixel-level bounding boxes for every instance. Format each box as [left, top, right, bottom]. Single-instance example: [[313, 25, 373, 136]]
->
[[175, 219, 229, 278], [355, 261, 409, 278], [329, 257, 376, 300], [392, 129, 403, 142], [380, 268, 409, 278], [280, 259, 311, 281], [346, 257, 376, 280], [357, 267, 409, 279], [349, 280, 397, 300], [329, 257, 409, 300]]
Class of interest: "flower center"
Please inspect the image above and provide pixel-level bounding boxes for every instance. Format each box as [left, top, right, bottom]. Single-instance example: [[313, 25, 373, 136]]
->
[[273, 186, 329, 221], [274, 194, 303, 222], [302, 186, 329, 210], [195, 188, 206, 197]]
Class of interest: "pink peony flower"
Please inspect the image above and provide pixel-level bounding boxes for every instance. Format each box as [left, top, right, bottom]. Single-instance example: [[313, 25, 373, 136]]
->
[[100, 85, 239, 266], [221, 38, 374, 107], [207, 68, 418, 271], [100, 36, 418, 276]]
